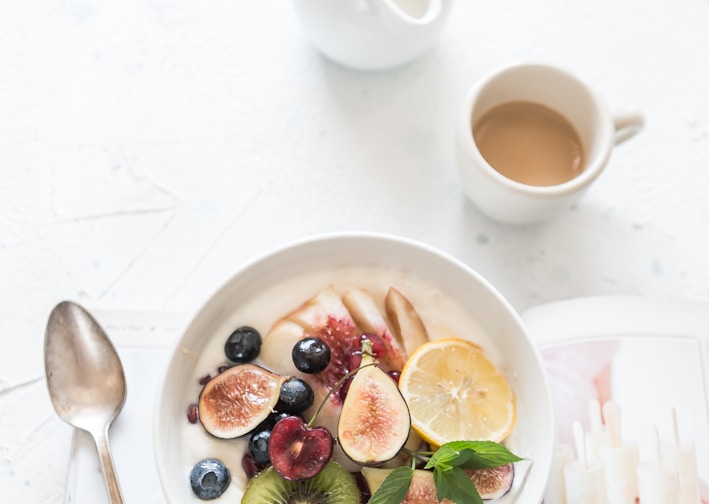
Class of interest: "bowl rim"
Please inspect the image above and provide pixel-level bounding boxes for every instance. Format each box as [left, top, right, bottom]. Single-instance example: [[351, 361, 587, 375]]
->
[[153, 231, 555, 503]]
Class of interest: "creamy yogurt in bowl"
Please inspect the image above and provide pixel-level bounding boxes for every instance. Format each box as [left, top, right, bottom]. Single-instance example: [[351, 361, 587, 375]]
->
[[153, 232, 554, 503]]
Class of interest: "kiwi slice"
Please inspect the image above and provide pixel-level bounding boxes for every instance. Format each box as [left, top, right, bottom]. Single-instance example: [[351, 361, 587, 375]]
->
[[241, 462, 360, 503]]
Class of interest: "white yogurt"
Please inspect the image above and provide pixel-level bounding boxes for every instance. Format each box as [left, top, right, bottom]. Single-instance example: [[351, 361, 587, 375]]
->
[[178, 265, 501, 499]]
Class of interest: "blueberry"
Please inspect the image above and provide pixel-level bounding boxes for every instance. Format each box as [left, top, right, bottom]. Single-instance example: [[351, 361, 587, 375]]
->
[[276, 377, 314, 414], [292, 337, 331, 373], [224, 326, 261, 363], [189, 458, 230, 500], [248, 429, 272, 466]]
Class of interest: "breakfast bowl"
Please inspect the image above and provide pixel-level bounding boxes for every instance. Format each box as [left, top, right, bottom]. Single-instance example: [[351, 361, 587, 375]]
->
[[153, 232, 554, 503]]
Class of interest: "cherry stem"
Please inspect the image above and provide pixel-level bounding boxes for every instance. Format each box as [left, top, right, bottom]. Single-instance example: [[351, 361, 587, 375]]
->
[[306, 361, 378, 428]]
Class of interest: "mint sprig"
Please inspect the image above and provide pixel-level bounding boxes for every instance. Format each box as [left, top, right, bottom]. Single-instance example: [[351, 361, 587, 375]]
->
[[368, 441, 522, 504]]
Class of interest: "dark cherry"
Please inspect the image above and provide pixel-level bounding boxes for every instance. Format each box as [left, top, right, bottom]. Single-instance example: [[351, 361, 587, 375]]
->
[[255, 410, 291, 432], [268, 416, 333, 481], [241, 453, 262, 480], [347, 351, 362, 372], [292, 337, 331, 374], [338, 377, 354, 402], [360, 332, 387, 357]]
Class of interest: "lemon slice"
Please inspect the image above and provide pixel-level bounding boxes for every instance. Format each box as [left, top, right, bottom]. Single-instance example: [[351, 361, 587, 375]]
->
[[398, 337, 516, 446]]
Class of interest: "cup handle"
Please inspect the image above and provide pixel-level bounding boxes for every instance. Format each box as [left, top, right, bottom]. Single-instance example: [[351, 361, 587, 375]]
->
[[613, 110, 644, 145]]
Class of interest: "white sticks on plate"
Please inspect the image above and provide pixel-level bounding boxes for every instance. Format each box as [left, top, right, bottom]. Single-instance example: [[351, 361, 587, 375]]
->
[[544, 441, 574, 504], [598, 400, 639, 504], [637, 425, 680, 504], [585, 398, 611, 464], [662, 408, 701, 504], [564, 421, 606, 504]]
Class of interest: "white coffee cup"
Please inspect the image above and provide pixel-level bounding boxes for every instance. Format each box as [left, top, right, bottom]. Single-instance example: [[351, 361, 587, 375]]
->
[[456, 62, 644, 225]]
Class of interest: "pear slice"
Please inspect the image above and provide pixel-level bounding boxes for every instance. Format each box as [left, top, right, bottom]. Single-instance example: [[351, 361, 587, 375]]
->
[[342, 288, 408, 370], [337, 349, 411, 466], [385, 287, 429, 356]]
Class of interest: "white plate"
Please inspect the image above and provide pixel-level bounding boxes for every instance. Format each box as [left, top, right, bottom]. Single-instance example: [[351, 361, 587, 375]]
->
[[522, 295, 709, 496]]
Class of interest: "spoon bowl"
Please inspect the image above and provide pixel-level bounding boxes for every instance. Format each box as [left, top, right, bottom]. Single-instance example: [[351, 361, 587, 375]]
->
[[45, 300, 126, 503]]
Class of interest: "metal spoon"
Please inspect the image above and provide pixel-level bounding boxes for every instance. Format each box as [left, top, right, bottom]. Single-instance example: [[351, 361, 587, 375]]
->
[[44, 301, 126, 503]]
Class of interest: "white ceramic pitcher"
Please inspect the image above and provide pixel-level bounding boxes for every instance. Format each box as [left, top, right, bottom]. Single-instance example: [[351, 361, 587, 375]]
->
[[293, 0, 453, 71]]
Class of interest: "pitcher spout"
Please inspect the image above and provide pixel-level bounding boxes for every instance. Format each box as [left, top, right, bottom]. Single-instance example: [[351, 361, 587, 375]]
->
[[375, 0, 446, 26]]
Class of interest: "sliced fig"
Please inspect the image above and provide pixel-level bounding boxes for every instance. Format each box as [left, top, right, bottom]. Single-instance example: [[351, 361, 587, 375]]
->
[[362, 467, 452, 503], [242, 462, 360, 504], [337, 350, 411, 466], [382, 429, 426, 469], [342, 288, 408, 370], [385, 287, 430, 356], [468, 463, 514, 500], [197, 363, 286, 439]]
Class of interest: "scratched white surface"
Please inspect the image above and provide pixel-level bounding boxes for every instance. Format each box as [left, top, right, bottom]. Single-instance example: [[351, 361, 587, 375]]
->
[[1, 0, 708, 502]]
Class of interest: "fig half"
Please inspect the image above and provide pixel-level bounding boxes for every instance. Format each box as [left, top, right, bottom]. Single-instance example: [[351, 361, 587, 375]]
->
[[337, 350, 411, 466], [362, 467, 447, 503], [469, 463, 515, 500], [198, 363, 286, 439]]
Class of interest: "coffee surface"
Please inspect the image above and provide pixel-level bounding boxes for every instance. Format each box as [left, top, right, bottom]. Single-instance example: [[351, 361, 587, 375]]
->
[[473, 101, 585, 186]]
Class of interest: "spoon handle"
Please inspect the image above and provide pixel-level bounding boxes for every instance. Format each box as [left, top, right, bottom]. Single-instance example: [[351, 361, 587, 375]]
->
[[93, 429, 125, 504]]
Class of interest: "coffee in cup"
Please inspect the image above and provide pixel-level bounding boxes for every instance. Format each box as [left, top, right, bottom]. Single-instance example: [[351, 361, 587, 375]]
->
[[473, 101, 585, 186], [456, 63, 644, 225]]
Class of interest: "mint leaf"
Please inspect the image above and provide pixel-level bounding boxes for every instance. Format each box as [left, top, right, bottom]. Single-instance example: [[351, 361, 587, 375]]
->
[[425, 440, 522, 471], [368, 466, 414, 504], [424, 444, 458, 471], [434, 466, 483, 504]]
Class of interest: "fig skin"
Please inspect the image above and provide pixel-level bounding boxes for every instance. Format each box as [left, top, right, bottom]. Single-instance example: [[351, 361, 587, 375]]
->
[[337, 351, 411, 466], [197, 363, 286, 439]]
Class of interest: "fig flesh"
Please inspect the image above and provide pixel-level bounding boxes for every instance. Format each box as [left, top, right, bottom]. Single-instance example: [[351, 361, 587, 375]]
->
[[337, 350, 411, 466], [469, 463, 515, 500], [197, 364, 286, 439]]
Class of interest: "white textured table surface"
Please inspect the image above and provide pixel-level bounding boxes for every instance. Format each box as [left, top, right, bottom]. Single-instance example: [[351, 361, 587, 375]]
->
[[1, 0, 708, 502]]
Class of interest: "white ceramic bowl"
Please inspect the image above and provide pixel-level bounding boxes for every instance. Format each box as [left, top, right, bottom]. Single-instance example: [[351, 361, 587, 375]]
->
[[154, 232, 554, 503]]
